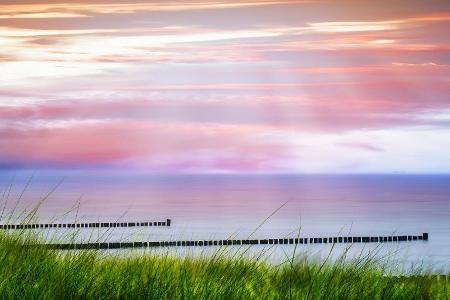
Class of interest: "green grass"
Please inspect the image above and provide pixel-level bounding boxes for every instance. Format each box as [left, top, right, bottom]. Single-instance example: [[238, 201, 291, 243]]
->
[[0, 182, 448, 299], [0, 231, 448, 299]]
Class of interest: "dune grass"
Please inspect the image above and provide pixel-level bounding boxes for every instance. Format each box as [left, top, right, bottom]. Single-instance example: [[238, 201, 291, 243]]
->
[[0, 230, 448, 299], [0, 181, 448, 299]]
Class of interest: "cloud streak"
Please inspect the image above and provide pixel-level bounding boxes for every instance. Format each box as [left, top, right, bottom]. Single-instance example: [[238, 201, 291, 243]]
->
[[0, 1, 309, 18]]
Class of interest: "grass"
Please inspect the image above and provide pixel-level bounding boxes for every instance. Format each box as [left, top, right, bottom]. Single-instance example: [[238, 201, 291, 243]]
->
[[0, 181, 448, 299], [0, 230, 448, 299]]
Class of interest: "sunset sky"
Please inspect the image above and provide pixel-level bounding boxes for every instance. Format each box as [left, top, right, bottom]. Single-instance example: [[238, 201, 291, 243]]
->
[[0, 0, 449, 173]]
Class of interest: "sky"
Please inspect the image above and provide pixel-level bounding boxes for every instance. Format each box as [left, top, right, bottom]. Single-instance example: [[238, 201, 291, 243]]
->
[[0, 0, 449, 174]]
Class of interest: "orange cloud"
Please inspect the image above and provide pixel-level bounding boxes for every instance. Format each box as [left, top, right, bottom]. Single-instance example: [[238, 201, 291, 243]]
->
[[0, 12, 90, 19], [0, 1, 308, 18]]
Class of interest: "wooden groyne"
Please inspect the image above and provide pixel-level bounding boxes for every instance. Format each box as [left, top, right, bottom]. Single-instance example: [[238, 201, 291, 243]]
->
[[0, 219, 172, 230], [45, 232, 429, 250]]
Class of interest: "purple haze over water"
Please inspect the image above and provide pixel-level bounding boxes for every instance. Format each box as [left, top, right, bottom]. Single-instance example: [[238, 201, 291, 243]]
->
[[1, 171, 449, 271]]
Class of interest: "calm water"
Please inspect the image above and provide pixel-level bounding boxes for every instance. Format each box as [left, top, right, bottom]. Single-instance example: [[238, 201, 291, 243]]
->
[[1, 171, 449, 271]]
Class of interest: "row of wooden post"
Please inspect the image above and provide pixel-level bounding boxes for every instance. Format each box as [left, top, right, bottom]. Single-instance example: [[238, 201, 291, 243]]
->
[[0, 219, 171, 229], [392, 274, 448, 281], [45, 233, 428, 250]]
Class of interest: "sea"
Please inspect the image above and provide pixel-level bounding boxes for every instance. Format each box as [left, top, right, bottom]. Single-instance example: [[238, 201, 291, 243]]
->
[[1, 170, 449, 272]]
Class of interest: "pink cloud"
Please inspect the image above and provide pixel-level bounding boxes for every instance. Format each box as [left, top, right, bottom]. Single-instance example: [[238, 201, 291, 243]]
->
[[0, 120, 293, 171], [1, 76, 449, 133]]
